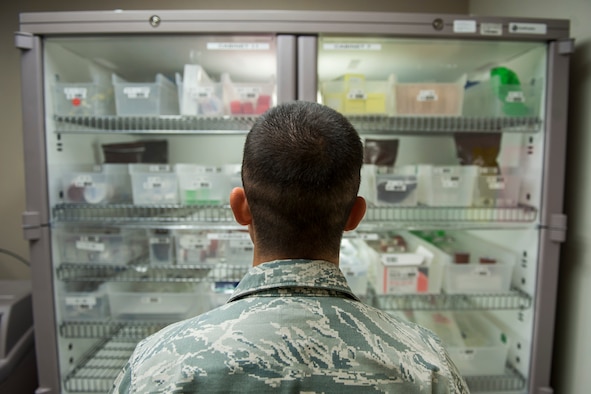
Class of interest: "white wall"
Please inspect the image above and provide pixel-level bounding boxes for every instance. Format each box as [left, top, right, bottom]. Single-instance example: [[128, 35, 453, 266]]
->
[[469, 2, 591, 393], [0, 0, 468, 279]]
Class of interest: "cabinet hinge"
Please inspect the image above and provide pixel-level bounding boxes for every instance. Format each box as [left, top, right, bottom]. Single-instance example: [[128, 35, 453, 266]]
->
[[14, 31, 34, 50], [22, 211, 41, 241], [558, 38, 575, 55], [548, 213, 567, 243]]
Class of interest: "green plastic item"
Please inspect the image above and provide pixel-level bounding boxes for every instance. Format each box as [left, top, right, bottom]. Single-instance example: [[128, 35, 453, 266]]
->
[[490, 67, 530, 116]]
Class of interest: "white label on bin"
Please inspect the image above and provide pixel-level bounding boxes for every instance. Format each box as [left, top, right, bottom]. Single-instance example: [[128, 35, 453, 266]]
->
[[179, 235, 206, 249], [64, 87, 87, 100], [189, 179, 212, 189], [381, 253, 424, 266], [472, 267, 492, 277], [347, 89, 366, 100], [73, 175, 94, 188], [456, 349, 476, 360], [505, 91, 525, 103], [486, 176, 506, 190], [75, 239, 105, 252], [417, 90, 438, 102], [123, 87, 151, 99], [207, 42, 270, 50], [150, 237, 171, 245], [149, 165, 170, 172], [441, 176, 460, 188], [236, 87, 261, 100], [480, 23, 503, 36], [323, 43, 382, 51], [384, 267, 418, 293], [143, 177, 165, 189], [509, 22, 547, 35], [453, 20, 477, 33], [141, 296, 162, 304], [385, 180, 407, 192], [190, 87, 214, 99], [359, 233, 380, 241], [65, 296, 97, 307]]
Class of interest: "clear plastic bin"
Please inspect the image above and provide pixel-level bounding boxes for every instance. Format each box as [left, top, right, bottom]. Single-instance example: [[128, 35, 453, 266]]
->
[[112, 73, 179, 116], [53, 81, 115, 117], [370, 231, 446, 295], [207, 231, 253, 266], [176, 65, 224, 116], [175, 229, 218, 265], [417, 165, 478, 206], [106, 282, 209, 320], [462, 78, 543, 118], [148, 229, 175, 265], [473, 167, 521, 207], [58, 283, 109, 321], [61, 164, 132, 204], [340, 238, 370, 297], [221, 73, 275, 115], [374, 166, 418, 206], [394, 80, 464, 116], [129, 164, 179, 205], [440, 232, 516, 294], [321, 74, 392, 115], [175, 164, 230, 205], [447, 312, 510, 376], [58, 227, 148, 265]]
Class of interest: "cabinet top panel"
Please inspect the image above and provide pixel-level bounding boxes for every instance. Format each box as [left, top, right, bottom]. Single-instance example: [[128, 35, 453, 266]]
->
[[18, 10, 570, 40]]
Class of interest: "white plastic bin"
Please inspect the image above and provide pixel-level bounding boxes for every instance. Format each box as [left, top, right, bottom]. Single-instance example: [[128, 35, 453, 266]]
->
[[370, 231, 446, 295], [175, 229, 218, 265], [129, 164, 178, 205], [176, 65, 224, 116], [53, 80, 115, 117], [148, 229, 175, 265], [339, 238, 370, 297], [321, 74, 392, 115], [58, 283, 109, 321], [440, 232, 516, 294], [462, 78, 544, 118], [393, 79, 465, 116], [417, 165, 478, 206], [113, 73, 179, 116], [61, 164, 131, 204], [175, 164, 230, 205], [106, 282, 208, 320], [207, 230, 254, 266], [473, 167, 521, 207], [58, 227, 148, 265], [221, 73, 275, 115]]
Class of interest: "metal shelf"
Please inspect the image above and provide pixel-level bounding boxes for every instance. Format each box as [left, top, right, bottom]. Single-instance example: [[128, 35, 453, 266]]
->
[[373, 289, 532, 311], [56, 262, 249, 283], [53, 114, 541, 134], [60, 328, 526, 393], [60, 320, 174, 339], [52, 203, 537, 227]]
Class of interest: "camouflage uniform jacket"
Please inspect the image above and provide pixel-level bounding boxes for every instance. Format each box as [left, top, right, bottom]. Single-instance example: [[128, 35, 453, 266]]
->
[[110, 259, 470, 393]]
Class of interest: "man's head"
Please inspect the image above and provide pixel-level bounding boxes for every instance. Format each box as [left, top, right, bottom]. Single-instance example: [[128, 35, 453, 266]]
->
[[230, 101, 366, 264]]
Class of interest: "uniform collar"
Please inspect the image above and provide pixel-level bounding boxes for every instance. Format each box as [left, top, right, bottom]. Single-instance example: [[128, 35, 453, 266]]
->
[[228, 259, 360, 302]]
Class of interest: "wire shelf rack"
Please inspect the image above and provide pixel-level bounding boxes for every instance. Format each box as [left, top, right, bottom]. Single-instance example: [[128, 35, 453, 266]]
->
[[52, 203, 537, 228], [56, 262, 249, 283], [372, 289, 532, 311], [54, 114, 541, 134]]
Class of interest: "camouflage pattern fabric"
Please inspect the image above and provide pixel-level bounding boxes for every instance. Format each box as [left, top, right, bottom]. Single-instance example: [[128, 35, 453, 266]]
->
[[110, 259, 470, 393]]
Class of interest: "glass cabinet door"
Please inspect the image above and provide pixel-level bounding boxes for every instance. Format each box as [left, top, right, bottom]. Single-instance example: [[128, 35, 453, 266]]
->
[[43, 34, 285, 393], [317, 35, 547, 393]]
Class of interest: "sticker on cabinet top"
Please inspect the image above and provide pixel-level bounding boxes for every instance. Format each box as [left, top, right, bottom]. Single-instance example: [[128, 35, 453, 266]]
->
[[480, 23, 503, 36], [509, 22, 547, 35], [453, 20, 477, 33], [207, 42, 270, 50], [323, 43, 382, 51]]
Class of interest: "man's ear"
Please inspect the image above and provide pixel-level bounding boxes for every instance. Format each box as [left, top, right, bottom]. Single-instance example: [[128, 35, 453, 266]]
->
[[344, 196, 366, 231], [230, 187, 252, 226]]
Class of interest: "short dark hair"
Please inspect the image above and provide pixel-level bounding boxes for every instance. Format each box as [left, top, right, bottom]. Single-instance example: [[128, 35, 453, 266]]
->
[[241, 101, 363, 258]]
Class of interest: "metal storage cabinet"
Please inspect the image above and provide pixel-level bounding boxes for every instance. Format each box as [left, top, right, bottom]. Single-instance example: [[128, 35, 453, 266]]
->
[[16, 10, 570, 393]]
